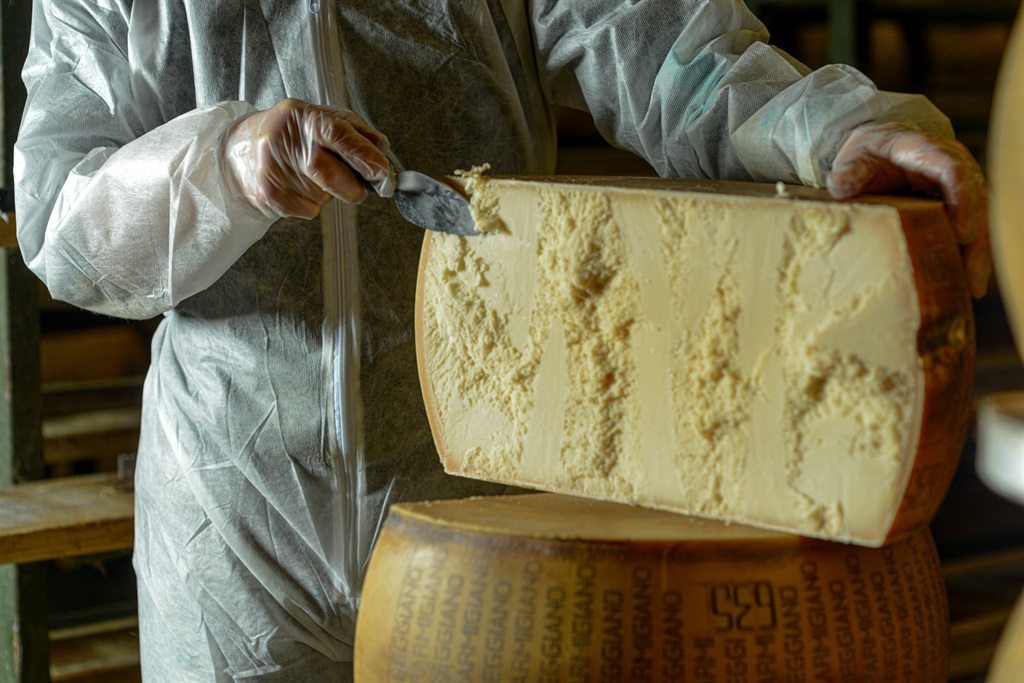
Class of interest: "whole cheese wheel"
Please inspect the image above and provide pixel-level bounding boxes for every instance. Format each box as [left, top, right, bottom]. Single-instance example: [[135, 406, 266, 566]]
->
[[983, 17, 1024, 681], [988, 10, 1024, 358], [416, 176, 974, 546], [354, 493, 950, 683]]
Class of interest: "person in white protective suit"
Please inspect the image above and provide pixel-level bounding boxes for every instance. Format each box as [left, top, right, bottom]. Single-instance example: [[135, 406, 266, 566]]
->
[[15, 0, 990, 680]]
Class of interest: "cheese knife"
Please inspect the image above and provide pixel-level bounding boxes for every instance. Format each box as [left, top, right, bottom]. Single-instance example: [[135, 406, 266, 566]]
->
[[370, 155, 479, 236]]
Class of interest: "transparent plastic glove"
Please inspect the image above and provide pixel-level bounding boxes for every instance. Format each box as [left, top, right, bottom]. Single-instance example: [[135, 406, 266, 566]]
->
[[827, 122, 992, 298], [222, 98, 391, 219]]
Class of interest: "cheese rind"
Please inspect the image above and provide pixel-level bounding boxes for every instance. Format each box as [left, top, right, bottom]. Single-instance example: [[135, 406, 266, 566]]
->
[[416, 177, 974, 546], [354, 494, 951, 683]]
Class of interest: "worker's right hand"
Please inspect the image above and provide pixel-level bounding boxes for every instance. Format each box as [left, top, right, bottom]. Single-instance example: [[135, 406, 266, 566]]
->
[[826, 122, 991, 298], [222, 98, 391, 219]]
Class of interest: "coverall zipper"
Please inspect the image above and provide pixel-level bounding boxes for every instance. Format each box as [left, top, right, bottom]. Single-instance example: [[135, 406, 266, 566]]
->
[[308, 0, 369, 609]]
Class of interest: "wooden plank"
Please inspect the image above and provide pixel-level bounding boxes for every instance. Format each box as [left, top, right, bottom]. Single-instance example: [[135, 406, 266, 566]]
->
[[946, 547, 1024, 679], [41, 327, 150, 386], [43, 378, 144, 419], [50, 617, 138, 643], [44, 409, 142, 441], [944, 546, 1024, 580], [0, 473, 134, 565], [43, 408, 141, 468], [49, 622, 140, 683], [45, 431, 140, 470]]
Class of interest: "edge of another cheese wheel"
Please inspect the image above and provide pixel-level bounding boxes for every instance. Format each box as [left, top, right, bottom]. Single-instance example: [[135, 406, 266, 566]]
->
[[354, 493, 951, 683], [415, 177, 974, 547]]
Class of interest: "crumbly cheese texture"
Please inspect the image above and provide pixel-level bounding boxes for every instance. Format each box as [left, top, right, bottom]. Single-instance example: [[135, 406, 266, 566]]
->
[[421, 179, 924, 546]]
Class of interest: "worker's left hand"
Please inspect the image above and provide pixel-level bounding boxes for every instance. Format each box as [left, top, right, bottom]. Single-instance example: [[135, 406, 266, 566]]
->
[[826, 122, 991, 298]]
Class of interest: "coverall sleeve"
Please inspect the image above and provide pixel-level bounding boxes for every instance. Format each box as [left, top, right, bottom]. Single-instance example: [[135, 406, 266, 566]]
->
[[530, 0, 954, 186], [14, 1, 274, 320]]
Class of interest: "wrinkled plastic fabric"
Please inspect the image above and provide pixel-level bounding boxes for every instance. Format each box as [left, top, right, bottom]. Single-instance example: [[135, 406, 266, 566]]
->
[[826, 121, 991, 296], [14, 0, 953, 680], [222, 99, 392, 217]]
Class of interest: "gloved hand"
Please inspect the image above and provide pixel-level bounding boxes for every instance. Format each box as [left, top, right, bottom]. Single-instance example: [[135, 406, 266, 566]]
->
[[222, 98, 391, 219], [827, 122, 992, 298]]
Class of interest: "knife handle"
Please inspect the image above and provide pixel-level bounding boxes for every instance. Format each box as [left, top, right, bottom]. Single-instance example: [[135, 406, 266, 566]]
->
[[366, 149, 404, 199], [368, 169, 397, 199]]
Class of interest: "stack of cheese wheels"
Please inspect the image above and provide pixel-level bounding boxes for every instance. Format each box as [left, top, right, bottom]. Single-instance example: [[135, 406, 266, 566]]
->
[[354, 493, 950, 682], [415, 176, 974, 547], [355, 177, 975, 682]]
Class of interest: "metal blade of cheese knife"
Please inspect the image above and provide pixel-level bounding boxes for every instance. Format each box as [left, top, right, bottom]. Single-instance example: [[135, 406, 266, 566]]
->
[[367, 151, 479, 235], [392, 171, 479, 236]]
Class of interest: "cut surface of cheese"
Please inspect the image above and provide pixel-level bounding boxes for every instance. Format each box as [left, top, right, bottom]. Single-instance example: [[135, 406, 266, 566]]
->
[[354, 493, 951, 683], [416, 177, 974, 546]]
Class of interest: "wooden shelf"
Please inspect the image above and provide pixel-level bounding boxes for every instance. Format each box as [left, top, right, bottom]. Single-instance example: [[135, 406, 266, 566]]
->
[[43, 408, 141, 471], [0, 473, 134, 565], [50, 617, 141, 683], [947, 548, 1024, 680]]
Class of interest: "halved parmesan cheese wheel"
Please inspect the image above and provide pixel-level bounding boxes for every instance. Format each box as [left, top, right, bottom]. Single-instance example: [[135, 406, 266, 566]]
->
[[416, 177, 974, 546], [354, 493, 950, 683]]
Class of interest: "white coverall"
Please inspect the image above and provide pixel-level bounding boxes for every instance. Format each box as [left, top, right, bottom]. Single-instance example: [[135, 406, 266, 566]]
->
[[14, 0, 949, 680]]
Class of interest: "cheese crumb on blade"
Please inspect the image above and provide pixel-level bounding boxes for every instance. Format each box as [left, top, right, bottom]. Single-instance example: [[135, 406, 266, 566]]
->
[[354, 493, 951, 683], [415, 177, 974, 547]]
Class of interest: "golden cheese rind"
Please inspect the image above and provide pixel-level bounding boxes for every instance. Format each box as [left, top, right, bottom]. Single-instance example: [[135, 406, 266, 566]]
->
[[354, 493, 950, 683]]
